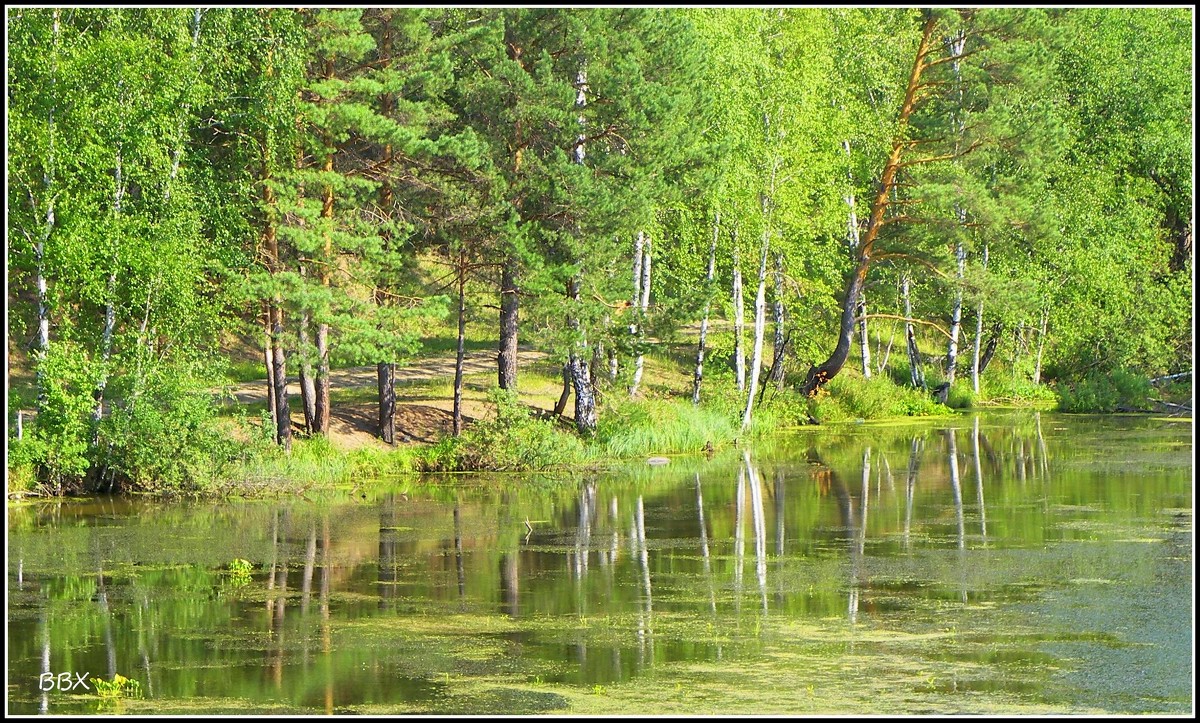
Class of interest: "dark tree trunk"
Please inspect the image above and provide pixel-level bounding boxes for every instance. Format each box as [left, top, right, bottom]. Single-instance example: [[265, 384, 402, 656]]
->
[[377, 362, 395, 444], [298, 304, 317, 435], [770, 249, 786, 389], [264, 304, 277, 432], [270, 304, 291, 451], [453, 263, 467, 436], [314, 322, 330, 435], [553, 363, 571, 417], [903, 274, 926, 391], [978, 322, 1002, 374], [799, 262, 867, 396], [693, 213, 719, 405], [797, 13, 937, 397], [498, 262, 519, 390], [567, 277, 597, 436]]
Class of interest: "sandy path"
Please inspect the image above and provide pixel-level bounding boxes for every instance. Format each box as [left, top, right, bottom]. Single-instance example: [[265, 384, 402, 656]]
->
[[225, 349, 547, 405]]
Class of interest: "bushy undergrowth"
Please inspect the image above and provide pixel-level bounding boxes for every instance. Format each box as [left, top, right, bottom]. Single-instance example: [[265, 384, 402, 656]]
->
[[810, 374, 952, 422], [593, 396, 740, 458], [1054, 368, 1152, 413], [421, 388, 585, 472], [979, 372, 1057, 405]]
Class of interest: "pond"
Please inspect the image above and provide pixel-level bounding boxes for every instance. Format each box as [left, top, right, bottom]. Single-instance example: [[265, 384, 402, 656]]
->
[[7, 411, 1193, 714]]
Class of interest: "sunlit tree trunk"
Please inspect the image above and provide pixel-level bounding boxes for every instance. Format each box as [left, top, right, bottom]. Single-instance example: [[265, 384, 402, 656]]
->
[[567, 65, 596, 436], [693, 213, 718, 405], [732, 231, 746, 393], [298, 271, 317, 436], [739, 205, 768, 427], [453, 254, 467, 436], [902, 274, 926, 390], [799, 14, 938, 396], [630, 233, 652, 397], [1032, 306, 1048, 385], [971, 242, 989, 394], [498, 262, 519, 390], [945, 29, 968, 389], [770, 249, 786, 390]]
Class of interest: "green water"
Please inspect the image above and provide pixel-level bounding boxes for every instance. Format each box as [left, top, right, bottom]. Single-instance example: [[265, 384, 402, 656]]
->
[[7, 411, 1193, 714]]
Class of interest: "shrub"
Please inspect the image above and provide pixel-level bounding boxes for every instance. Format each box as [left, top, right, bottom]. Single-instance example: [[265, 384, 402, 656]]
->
[[1055, 368, 1152, 413], [423, 388, 585, 471], [595, 396, 739, 458]]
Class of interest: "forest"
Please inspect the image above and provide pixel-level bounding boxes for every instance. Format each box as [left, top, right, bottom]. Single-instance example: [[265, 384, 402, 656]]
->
[[6, 7, 1193, 493]]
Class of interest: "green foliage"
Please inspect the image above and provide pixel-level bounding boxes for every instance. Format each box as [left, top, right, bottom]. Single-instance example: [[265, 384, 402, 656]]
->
[[811, 375, 953, 423], [91, 673, 143, 700], [979, 370, 1057, 405], [944, 381, 976, 410], [1054, 368, 1152, 413], [424, 388, 586, 472], [594, 397, 740, 459]]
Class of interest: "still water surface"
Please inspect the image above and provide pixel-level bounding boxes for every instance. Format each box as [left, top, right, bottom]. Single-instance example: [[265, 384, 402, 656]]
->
[[7, 411, 1193, 714]]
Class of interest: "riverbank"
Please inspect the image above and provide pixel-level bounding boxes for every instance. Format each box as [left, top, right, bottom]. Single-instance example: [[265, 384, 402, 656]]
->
[[8, 332, 1187, 500]]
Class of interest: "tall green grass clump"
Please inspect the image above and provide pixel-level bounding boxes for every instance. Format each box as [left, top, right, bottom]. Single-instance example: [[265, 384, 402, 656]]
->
[[422, 388, 585, 471], [811, 374, 952, 422], [593, 396, 740, 458], [979, 372, 1057, 405], [1055, 368, 1152, 412]]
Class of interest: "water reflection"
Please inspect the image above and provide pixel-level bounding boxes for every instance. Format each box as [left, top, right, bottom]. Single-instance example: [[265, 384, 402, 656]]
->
[[7, 412, 1191, 715]]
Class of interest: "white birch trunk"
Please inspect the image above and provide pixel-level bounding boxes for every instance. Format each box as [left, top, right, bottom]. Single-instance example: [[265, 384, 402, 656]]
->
[[630, 233, 651, 397], [770, 249, 786, 389], [945, 30, 968, 387], [844, 139, 870, 379], [971, 242, 989, 394], [732, 233, 745, 393], [1033, 306, 1048, 385], [93, 133, 125, 430], [741, 228, 769, 431], [165, 8, 203, 201], [568, 65, 595, 434], [946, 235, 966, 386], [692, 212, 718, 405], [903, 274, 925, 390]]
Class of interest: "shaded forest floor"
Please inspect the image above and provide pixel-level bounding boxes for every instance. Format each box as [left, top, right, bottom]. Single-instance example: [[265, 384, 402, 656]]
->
[[222, 348, 552, 451]]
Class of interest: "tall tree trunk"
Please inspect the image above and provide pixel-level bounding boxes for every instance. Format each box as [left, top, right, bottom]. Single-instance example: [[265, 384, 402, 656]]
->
[[498, 262, 519, 390], [264, 304, 277, 431], [553, 363, 571, 417], [903, 274, 926, 390], [453, 257, 467, 436], [630, 233, 651, 397], [858, 292, 872, 379], [314, 142, 334, 436], [567, 277, 597, 436], [566, 64, 596, 436], [971, 242, 989, 394], [1032, 306, 1048, 385], [375, 20, 398, 442], [876, 321, 897, 376], [263, 160, 291, 451], [377, 362, 395, 444], [843, 139, 870, 380], [693, 212, 718, 405], [799, 14, 937, 397], [298, 273, 317, 435], [946, 237, 966, 386], [732, 231, 746, 393], [741, 225, 770, 431], [93, 135, 125, 435], [33, 9, 61, 412], [770, 249, 786, 389], [979, 321, 1002, 374], [945, 28, 968, 388]]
